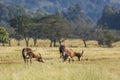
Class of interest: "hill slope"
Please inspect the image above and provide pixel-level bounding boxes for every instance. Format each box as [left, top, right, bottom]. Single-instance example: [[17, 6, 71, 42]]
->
[[0, 0, 120, 21]]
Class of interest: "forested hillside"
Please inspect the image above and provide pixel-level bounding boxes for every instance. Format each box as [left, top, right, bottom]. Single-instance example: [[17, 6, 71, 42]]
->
[[98, 5, 120, 30], [0, 2, 26, 26], [1, 0, 120, 22], [0, 0, 120, 47]]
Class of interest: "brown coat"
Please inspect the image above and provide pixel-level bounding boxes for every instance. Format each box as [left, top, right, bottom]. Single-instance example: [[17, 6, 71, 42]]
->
[[64, 47, 84, 62], [22, 48, 44, 64]]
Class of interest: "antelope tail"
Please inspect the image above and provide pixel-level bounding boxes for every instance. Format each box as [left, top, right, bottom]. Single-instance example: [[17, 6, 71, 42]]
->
[[38, 53, 41, 56], [80, 50, 84, 57]]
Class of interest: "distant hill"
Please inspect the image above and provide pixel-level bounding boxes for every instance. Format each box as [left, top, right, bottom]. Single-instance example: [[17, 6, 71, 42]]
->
[[0, 0, 120, 22]]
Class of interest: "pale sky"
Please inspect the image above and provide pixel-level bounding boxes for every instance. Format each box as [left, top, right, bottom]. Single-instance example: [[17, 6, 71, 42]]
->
[[111, 0, 120, 3]]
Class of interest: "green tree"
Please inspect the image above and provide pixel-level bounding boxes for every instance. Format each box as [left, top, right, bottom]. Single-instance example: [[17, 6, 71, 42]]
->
[[5, 27, 15, 46], [94, 28, 120, 47], [0, 27, 9, 46], [29, 23, 45, 46], [97, 5, 120, 30], [0, 2, 26, 27], [62, 4, 95, 47], [36, 15, 71, 47], [9, 16, 32, 47], [97, 5, 120, 47], [14, 34, 23, 46]]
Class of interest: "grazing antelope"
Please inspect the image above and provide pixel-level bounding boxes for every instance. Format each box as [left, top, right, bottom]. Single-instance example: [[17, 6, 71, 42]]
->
[[63, 47, 84, 62], [22, 48, 45, 64]]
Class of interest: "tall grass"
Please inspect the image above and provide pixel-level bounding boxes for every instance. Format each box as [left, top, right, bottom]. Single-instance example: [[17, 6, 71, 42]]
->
[[0, 61, 120, 80], [0, 39, 120, 80]]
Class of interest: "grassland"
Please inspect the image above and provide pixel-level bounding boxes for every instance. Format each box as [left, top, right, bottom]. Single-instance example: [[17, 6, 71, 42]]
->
[[0, 39, 120, 80]]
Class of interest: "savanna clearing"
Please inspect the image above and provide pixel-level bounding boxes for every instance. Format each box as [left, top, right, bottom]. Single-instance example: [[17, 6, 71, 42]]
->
[[0, 39, 120, 80]]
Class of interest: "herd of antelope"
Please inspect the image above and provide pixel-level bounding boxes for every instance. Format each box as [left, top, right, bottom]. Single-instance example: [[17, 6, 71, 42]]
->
[[22, 45, 84, 64]]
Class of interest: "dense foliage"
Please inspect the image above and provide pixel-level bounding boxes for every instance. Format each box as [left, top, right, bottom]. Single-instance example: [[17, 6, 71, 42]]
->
[[0, 0, 120, 47], [0, 2, 26, 26], [1, 0, 120, 22], [0, 27, 9, 46], [98, 5, 120, 30]]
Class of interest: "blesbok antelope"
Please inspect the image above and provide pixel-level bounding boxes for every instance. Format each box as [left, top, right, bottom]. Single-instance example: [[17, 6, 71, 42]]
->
[[59, 45, 65, 58], [63, 47, 84, 62], [22, 48, 45, 64]]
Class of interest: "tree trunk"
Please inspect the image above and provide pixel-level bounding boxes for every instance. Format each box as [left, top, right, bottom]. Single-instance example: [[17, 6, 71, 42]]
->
[[33, 38, 37, 46], [8, 39, 11, 46], [83, 40, 87, 48], [24, 38, 29, 47], [59, 40, 61, 46], [50, 41, 53, 47], [2, 42, 5, 46], [23, 32, 30, 47], [53, 39, 57, 47], [17, 40, 20, 46], [23, 34, 30, 47], [26, 40, 29, 47]]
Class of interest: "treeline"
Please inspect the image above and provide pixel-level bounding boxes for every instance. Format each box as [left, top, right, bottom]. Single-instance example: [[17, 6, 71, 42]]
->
[[1, 0, 120, 22], [0, 2, 47, 26], [98, 5, 120, 30], [0, 2, 26, 26], [0, 3, 120, 47]]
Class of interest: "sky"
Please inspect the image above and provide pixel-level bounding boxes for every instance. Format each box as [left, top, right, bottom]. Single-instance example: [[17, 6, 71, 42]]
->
[[111, 0, 120, 3]]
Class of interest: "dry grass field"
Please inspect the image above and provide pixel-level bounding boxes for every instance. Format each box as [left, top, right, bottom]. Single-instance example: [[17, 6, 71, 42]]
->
[[0, 39, 120, 80]]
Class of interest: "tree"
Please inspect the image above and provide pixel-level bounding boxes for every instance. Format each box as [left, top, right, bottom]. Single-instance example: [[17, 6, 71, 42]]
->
[[0, 27, 9, 46], [97, 5, 120, 47], [14, 34, 23, 46], [75, 26, 96, 47], [94, 28, 120, 47], [9, 15, 32, 47], [0, 2, 26, 27], [97, 5, 120, 30], [29, 23, 45, 46], [36, 15, 71, 47], [62, 4, 95, 47], [6, 27, 15, 46]]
